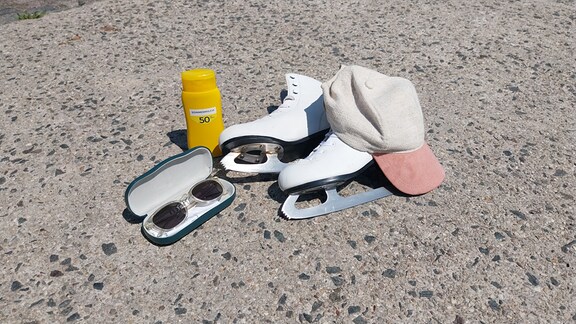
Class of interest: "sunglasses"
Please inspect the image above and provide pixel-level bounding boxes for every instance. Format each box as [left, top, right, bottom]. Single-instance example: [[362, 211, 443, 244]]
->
[[144, 178, 225, 232]]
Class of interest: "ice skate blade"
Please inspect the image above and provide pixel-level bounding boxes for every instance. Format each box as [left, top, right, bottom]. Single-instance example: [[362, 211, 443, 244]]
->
[[280, 187, 393, 219], [220, 152, 287, 174]]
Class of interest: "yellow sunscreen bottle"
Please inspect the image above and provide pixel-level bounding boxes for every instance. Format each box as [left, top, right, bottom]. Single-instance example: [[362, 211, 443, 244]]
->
[[181, 69, 224, 157]]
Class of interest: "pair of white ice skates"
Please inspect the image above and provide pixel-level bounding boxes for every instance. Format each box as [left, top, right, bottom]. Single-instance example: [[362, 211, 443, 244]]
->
[[219, 74, 392, 219]]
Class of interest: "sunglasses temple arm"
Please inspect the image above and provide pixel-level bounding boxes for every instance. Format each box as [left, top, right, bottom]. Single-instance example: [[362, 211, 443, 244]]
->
[[209, 168, 221, 178]]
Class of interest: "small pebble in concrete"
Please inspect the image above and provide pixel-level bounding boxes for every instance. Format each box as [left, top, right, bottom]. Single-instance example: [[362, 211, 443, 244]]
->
[[234, 202, 246, 211], [65, 265, 79, 272], [526, 272, 540, 286], [231, 281, 245, 289], [550, 277, 559, 286], [510, 210, 527, 220], [488, 299, 501, 311], [479, 247, 490, 255], [101, 243, 117, 255], [273, 230, 286, 242], [11, 281, 22, 291], [348, 306, 361, 314], [382, 269, 396, 278], [331, 276, 345, 286], [326, 266, 341, 274], [50, 270, 64, 277], [352, 316, 368, 324], [67, 313, 80, 322], [278, 294, 287, 305], [364, 235, 376, 243], [561, 240, 576, 253], [59, 299, 71, 308], [300, 313, 313, 322], [507, 84, 520, 92], [311, 301, 322, 312], [174, 307, 187, 315], [347, 240, 357, 249], [328, 291, 341, 303], [30, 298, 44, 308], [553, 169, 567, 176]]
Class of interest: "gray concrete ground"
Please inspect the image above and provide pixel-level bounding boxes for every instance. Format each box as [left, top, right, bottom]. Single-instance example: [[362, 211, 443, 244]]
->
[[1, 0, 574, 323]]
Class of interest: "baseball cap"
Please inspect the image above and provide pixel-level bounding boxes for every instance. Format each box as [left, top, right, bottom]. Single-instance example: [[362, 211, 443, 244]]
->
[[321, 65, 445, 195]]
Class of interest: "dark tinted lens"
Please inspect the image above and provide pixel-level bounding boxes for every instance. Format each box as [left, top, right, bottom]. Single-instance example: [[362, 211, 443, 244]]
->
[[152, 202, 186, 229], [191, 180, 223, 201]]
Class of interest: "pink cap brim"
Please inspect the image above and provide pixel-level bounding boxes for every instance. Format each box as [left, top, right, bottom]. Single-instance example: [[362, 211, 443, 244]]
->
[[373, 143, 445, 195]]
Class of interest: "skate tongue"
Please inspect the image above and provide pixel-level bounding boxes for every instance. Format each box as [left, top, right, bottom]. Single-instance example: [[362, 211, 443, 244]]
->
[[275, 94, 295, 112], [305, 132, 337, 160], [273, 74, 300, 111], [282, 94, 296, 103], [323, 132, 338, 144]]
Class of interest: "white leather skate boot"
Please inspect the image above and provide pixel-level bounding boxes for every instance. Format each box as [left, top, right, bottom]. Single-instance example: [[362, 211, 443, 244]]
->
[[278, 132, 392, 219], [219, 73, 330, 173]]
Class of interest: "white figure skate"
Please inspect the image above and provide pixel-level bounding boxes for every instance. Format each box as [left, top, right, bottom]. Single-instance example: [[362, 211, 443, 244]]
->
[[219, 73, 330, 173], [278, 132, 393, 219]]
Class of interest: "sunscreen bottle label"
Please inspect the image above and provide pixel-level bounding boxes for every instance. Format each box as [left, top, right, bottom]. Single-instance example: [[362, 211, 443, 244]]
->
[[181, 68, 224, 156], [189, 107, 217, 124]]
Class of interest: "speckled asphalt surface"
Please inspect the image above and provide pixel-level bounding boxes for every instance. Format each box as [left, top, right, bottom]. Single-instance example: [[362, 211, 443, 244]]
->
[[1, 0, 575, 323]]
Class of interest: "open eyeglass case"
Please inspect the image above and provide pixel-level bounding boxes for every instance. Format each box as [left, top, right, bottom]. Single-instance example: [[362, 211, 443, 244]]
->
[[124, 146, 236, 245]]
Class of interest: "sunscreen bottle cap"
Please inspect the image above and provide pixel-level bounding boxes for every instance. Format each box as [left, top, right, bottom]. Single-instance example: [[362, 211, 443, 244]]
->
[[181, 69, 217, 92]]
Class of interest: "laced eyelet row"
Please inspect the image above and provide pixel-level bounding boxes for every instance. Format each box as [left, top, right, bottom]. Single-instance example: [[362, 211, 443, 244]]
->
[[305, 132, 336, 160], [289, 75, 298, 94]]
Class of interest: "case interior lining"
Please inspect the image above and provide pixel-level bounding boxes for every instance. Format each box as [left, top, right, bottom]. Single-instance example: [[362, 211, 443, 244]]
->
[[127, 148, 213, 216]]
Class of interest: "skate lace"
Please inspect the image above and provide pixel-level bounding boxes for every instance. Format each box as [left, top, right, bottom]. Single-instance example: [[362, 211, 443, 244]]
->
[[269, 75, 299, 116], [304, 131, 337, 160]]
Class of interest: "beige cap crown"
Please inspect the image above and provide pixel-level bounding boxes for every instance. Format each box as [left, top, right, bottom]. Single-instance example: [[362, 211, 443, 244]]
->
[[322, 65, 425, 154]]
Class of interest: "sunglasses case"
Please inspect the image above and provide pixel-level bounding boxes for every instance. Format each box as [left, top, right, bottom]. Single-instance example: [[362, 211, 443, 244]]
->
[[124, 146, 236, 245]]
